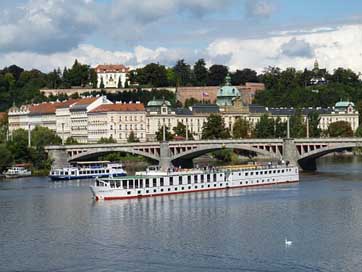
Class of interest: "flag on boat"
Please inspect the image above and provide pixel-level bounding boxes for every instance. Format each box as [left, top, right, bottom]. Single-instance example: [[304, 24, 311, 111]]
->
[[202, 92, 209, 97]]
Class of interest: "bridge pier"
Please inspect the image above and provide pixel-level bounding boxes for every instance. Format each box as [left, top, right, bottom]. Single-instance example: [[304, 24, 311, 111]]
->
[[283, 138, 299, 167], [47, 149, 70, 168], [159, 142, 173, 171]]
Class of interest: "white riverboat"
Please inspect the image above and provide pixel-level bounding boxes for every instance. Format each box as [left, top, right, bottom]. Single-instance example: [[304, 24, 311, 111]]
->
[[49, 161, 127, 181], [90, 163, 299, 201], [3, 166, 32, 179]]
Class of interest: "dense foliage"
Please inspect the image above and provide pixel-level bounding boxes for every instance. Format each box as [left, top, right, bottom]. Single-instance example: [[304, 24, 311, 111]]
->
[[0, 61, 96, 111], [0, 127, 61, 172], [202, 114, 230, 139], [327, 121, 353, 137]]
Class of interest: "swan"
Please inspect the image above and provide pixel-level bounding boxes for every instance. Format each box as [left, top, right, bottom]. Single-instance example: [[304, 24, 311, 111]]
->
[[285, 238, 293, 246]]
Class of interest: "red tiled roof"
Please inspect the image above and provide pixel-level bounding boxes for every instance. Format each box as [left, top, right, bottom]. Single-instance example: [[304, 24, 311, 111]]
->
[[95, 64, 129, 73], [90, 103, 145, 113], [28, 97, 98, 114], [73, 97, 98, 105]]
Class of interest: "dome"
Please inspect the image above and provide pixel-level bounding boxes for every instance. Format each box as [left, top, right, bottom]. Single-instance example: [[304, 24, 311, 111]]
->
[[335, 101, 354, 108], [147, 99, 171, 107], [217, 86, 240, 97]]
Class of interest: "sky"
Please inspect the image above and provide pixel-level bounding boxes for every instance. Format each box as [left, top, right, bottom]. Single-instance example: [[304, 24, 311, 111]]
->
[[1, 0, 362, 73]]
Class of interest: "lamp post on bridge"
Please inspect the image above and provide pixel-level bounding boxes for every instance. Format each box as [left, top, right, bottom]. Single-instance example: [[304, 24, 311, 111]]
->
[[28, 123, 31, 147]]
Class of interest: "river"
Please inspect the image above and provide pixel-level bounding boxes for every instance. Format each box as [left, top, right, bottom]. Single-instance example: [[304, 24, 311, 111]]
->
[[1, 156, 362, 272]]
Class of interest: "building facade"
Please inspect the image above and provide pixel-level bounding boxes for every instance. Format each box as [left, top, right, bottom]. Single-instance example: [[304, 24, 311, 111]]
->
[[7, 96, 359, 144], [95, 64, 129, 89]]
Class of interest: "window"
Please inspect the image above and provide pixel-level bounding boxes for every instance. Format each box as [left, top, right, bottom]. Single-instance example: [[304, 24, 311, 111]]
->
[[127, 191, 131, 195], [213, 173, 217, 181], [195, 175, 198, 183], [145, 179, 149, 188], [122, 180, 127, 189], [135, 179, 139, 188], [160, 178, 164, 186], [179, 176, 183, 185], [201, 175, 204, 183], [188, 175, 191, 184], [129, 180, 134, 189], [169, 177, 173, 186], [153, 178, 157, 187]]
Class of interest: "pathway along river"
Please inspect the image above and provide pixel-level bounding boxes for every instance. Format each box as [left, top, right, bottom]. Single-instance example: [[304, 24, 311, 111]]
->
[[1, 156, 362, 272]]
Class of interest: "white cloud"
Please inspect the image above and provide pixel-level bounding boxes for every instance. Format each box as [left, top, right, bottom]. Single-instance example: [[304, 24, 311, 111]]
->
[[245, 0, 276, 18], [206, 24, 362, 73], [2, 23, 362, 75], [0, 0, 98, 53]]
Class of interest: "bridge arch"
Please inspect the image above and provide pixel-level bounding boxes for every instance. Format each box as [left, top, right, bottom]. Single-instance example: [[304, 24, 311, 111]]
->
[[69, 147, 160, 163], [172, 143, 281, 162], [298, 143, 356, 170]]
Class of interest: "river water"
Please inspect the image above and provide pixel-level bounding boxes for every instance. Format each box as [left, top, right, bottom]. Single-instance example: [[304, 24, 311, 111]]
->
[[1, 156, 362, 272]]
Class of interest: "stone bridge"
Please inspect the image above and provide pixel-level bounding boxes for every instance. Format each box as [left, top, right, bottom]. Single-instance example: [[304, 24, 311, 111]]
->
[[45, 138, 362, 171]]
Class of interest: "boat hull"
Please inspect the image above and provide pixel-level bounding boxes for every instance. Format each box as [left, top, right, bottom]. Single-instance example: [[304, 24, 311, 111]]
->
[[90, 166, 299, 201], [91, 180, 299, 201], [49, 173, 126, 181]]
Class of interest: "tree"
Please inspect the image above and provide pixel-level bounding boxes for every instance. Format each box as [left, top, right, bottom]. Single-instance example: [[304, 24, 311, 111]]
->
[[290, 111, 306, 138], [184, 97, 202, 107], [97, 137, 117, 144], [136, 63, 169, 87], [65, 137, 79, 145], [193, 59, 208, 86], [6, 129, 30, 162], [99, 77, 105, 89], [231, 69, 258, 85], [0, 144, 13, 171], [355, 126, 362, 137], [328, 121, 353, 137], [232, 118, 250, 138], [117, 77, 123, 88], [173, 59, 192, 86], [0, 113, 8, 143], [275, 117, 287, 138], [253, 114, 275, 138], [127, 131, 139, 143], [308, 111, 321, 137], [208, 65, 228, 86], [156, 126, 174, 141], [31, 126, 61, 147], [202, 114, 230, 139], [173, 122, 193, 140]]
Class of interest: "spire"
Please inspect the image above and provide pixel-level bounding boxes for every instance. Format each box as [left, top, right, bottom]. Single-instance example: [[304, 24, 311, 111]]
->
[[225, 73, 231, 86], [314, 59, 319, 70]]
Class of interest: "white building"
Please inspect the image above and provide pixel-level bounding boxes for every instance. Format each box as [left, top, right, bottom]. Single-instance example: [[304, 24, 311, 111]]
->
[[88, 102, 146, 143], [95, 64, 129, 89]]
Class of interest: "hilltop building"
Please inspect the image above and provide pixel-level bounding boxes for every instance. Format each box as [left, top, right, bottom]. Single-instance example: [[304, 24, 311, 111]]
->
[[95, 64, 129, 89]]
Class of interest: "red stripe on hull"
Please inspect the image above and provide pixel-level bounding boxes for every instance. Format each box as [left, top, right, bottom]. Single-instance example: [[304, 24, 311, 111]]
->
[[96, 180, 299, 201]]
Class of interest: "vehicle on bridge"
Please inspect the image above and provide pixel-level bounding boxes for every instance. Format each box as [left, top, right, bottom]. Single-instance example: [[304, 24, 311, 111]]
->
[[90, 163, 299, 201], [49, 161, 126, 181]]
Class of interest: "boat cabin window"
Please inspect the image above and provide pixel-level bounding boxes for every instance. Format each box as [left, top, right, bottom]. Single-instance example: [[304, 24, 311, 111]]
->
[[213, 173, 216, 181], [122, 180, 127, 189], [140, 180, 143, 188], [201, 175, 204, 183], [160, 178, 164, 186], [179, 176, 182, 185], [194, 175, 198, 183], [65, 172, 68, 175], [168, 177, 172, 186], [135, 179, 139, 188], [207, 174, 210, 182], [187, 175, 191, 184], [145, 179, 149, 188], [129, 180, 134, 189], [153, 178, 157, 187]]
